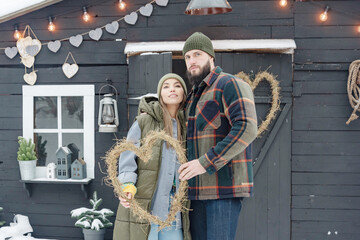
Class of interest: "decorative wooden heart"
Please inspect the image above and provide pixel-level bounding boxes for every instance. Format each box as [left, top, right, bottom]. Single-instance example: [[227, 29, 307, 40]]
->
[[105, 21, 119, 34], [16, 36, 33, 57], [104, 130, 188, 229], [21, 56, 35, 68], [25, 45, 39, 56], [124, 12, 138, 25], [62, 63, 79, 79], [5, 47, 18, 59], [155, 0, 169, 7], [23, 71, 37, 85], [48, 40, 61, 53], [89, 28, 103, 41], [235, 71, 280, 136], [140, 3, 153, 17], [69, 35, 83, 47], [19, 38, 41, 57]]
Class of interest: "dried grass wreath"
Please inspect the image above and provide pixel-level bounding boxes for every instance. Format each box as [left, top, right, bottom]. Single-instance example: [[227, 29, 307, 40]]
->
[[104, 130, 188, 230], [235, 70, 281, 136]]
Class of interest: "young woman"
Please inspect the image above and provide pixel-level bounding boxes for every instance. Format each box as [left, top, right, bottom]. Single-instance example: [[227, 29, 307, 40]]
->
[[113, 73, 191, 240]]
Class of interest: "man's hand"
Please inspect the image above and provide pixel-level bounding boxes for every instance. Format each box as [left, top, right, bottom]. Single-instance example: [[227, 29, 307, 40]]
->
[[178, 159, 206, 181], [119, 192, 132, 208]]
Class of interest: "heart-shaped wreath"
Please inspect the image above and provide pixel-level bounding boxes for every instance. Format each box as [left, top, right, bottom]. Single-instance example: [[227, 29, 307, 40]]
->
[[235, 70, 281, 136], [104, 131, 188, 229]]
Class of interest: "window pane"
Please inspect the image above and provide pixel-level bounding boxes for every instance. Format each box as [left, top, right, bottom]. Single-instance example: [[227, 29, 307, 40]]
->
[[34, 133, 58, 166], [34, 97, 57, 129], [62, 97, 83, 129], [62, 133, 84, 161]]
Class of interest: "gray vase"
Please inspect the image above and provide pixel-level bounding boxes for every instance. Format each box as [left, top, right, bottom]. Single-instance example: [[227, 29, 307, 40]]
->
[[83, 228, 106, 240], [18, 159, 37, 180]]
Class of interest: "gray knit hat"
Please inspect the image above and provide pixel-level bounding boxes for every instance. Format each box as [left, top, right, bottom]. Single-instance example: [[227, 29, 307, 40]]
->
[[182, 32, 215, 58], [157, 73, 187, 99]]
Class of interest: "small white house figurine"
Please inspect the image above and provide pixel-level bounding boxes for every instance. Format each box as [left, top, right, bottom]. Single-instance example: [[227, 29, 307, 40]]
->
[[71, 158, 86, 180], [55, 146, 72, 179], [46, 162, 57, 179]]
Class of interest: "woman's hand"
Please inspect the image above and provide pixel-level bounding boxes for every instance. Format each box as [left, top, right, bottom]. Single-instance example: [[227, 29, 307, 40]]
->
[[119, 192, 133, 208]]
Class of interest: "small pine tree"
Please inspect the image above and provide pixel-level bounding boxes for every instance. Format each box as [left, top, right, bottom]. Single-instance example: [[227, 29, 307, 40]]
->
[[0, 207, 5, 226], [70, 191, 114, 231]]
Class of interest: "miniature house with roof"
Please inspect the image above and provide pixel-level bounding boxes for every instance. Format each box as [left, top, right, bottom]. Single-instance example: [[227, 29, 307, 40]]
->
[[55, 146, 72, 179], [71, 158, 86, 180], [46, 162, 56, 179]]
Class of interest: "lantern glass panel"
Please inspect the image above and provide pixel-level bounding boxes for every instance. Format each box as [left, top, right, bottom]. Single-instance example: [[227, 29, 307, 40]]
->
[[34, 97, 57, 129], [63, 133, 84, 160], [61, 96, 84, 129], [34, 133, 58, 166]]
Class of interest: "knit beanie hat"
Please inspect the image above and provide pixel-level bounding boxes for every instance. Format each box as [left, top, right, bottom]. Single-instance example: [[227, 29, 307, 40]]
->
[[157, 73, 187, 99], [182, 32, 215, 59]]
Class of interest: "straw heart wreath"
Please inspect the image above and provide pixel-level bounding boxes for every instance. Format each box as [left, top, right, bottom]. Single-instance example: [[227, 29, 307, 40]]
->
[[235, 70, 281, 137], [104, 130, 189, 230]]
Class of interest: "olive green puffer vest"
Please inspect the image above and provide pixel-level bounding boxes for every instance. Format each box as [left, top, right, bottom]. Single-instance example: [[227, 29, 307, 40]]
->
[[113, 98, 191, 240]]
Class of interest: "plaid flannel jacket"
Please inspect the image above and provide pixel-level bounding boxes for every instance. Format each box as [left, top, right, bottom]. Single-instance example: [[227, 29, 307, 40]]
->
[[185, 66, 258, 200]]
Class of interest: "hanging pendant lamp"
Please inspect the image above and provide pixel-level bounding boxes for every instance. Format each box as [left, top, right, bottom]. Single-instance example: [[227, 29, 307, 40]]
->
[[185, 0, 232, 15]]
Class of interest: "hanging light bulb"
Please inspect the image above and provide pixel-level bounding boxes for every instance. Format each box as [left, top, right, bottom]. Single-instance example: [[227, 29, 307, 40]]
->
[[119, 0, 126, 10], [357, 25, 360, 33], [82, 6, 91, 22], [319, 6, 330, 22], [48, 17, 55, 31], [279, 0, 287, 7], [13, 25, 21, 40]]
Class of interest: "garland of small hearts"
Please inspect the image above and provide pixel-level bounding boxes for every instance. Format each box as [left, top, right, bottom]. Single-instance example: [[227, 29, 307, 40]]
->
[[235, 70, 281, 137], [104, 130, 188, 230], [2, 0, 168, 58]]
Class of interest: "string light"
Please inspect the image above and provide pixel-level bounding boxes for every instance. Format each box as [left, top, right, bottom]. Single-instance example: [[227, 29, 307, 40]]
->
[[279, 0, 287, 8], [13, 25, 21, 40], [82, 6, 91, 22], [319, 6, 330, 22], [357, 25, 360, 33], [48, 17, 55, 32], [119, 0, 126, 10]]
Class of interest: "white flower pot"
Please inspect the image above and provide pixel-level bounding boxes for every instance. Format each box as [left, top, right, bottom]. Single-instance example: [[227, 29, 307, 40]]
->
[[18, 159, 37, 180], [83, 228, 106, 240]]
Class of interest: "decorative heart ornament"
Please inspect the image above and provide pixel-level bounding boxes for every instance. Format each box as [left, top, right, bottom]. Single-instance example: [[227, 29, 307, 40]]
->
[[69, 35, 83, 47], [62, 63, 79, 79], [124, 12, 138, 25], [105, 21, 119, 34], [25, 45, 40, 56], [89, 28, 103, 41], [140, 3, 153, 17], [21, 56, 35, 68], [155, 0, 169, 7], [235, 71, 280, 136], [48, 40, 61, 53], [104, 131, 188, 229], [16, 36, 33, 57], [5, 47, 18, 59], [23, 71, 37, 85]]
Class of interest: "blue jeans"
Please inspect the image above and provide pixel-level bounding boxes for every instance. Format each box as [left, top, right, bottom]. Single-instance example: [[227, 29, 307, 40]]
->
[[189, 198, 242, 240], [148, 223, 183, 240]]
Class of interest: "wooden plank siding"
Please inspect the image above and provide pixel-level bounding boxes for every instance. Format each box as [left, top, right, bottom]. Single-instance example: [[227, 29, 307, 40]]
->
[[293, 1, 360, 240], [0, 0, 359, 239]]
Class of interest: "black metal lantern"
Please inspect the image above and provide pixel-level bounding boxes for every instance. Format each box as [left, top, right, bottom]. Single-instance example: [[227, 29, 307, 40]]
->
[[98, 84, 119, 133], [185, 0, 232, 15]]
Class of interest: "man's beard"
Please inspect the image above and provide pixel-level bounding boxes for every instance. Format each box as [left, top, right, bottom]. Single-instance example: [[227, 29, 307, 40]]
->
[[186, 60, 211, 88]]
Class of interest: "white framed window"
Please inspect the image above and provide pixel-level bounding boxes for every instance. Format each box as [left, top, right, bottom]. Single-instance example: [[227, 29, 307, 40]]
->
[[22, 85, 95, 180]]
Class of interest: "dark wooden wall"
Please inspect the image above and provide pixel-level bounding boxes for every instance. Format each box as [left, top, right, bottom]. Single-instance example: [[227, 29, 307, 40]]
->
[[0, 0, 359, 239]]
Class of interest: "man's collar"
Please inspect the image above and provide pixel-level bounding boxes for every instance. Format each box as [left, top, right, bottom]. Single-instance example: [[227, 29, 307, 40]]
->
[[201, 66, 222, 87]]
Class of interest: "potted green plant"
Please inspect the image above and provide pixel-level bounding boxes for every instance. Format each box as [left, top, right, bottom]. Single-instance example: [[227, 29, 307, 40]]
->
[[70, 191, 114, 240], [17, 136, 37, 180]]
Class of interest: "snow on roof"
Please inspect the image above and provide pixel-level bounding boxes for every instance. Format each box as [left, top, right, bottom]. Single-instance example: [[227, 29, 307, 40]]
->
[[124, 39, 297, 56], [0, 0, 62, 24], [56, 146, 72, 155]]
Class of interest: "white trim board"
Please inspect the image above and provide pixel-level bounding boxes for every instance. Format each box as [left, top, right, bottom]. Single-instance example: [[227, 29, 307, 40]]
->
[[124, 39, 297, 56]]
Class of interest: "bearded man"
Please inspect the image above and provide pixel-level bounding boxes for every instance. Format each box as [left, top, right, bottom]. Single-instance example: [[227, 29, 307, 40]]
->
[[178, 32, 258, 240]]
